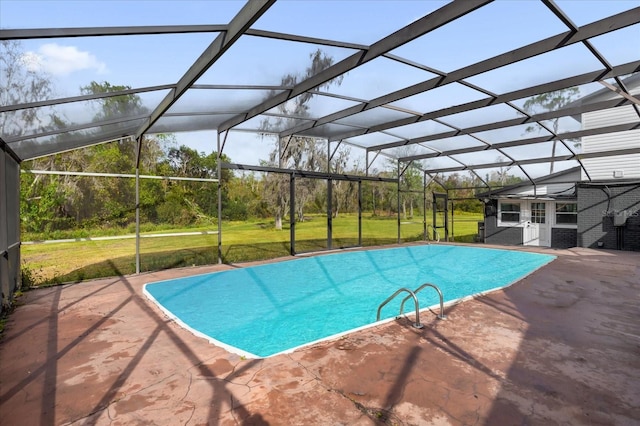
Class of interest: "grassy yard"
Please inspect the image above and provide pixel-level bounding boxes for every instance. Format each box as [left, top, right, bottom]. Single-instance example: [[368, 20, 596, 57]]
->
[[21, 212, 483, 286]]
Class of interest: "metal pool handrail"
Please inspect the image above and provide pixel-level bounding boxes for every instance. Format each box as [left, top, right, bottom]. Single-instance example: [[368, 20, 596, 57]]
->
[[400, 282, 446, 320], [376, 288, 424, 329]]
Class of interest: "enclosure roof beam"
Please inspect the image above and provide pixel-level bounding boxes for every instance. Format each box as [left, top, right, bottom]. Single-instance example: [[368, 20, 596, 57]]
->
[[1, 25, 368, 52], [0, 84, 175, 113], [369, 97, 631, 152], [598, 80, 640, 107], [331, 60, 640, 143], [9, 109, 313, 145], [0, 138, 21, 163], [0, 25, 226, 40], [0, 83, 298, 114], [424, 147, 640, 174], [15, 129, 137, 161], [218, 0, 492, 133], [134, 0, 276, 141], [222, 162, 397, 183], [399, 121, 640, 163], [243, 29, 367, 50], [282, 8, 640, 139], [5, 113, 150, 144]]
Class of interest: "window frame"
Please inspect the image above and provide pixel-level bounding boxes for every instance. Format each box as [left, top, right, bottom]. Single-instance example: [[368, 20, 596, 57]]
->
[[531, 202, 547, 224], [554, 202, 578, 227], [498, 201, 522, 226]]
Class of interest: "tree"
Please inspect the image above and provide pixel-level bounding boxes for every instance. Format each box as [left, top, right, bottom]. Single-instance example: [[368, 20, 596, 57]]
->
[[161, 145, 233, 222], [260, 49, 343, 230], [329, 145, 354, 218], [523, 87, 580, 174], [81, 80, 147, 122], [0, 40, 57, 138], [1, 40, 69, 233], [389, 146, 424, 220], [20, 81, 172, 232]]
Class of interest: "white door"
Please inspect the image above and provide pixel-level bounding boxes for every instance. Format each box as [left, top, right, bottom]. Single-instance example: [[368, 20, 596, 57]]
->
[[524, 202, 550, 246]]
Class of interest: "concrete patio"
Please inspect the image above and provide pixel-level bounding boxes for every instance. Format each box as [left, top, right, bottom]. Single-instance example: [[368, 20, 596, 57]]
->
[[1, 244, 639, 425]]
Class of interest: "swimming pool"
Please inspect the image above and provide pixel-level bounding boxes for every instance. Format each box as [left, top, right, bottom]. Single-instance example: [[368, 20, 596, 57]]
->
[[144, 244, 555, 358]]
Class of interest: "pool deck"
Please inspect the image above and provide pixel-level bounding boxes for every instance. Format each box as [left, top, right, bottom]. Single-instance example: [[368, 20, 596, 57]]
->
[[1, 244, 639, 425]]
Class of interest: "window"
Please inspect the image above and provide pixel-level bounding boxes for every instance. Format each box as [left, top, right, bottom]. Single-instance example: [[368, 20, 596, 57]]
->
[[556, 202, 577, 225], [500, 202, 521, 223], [531, 202, 546, 224]]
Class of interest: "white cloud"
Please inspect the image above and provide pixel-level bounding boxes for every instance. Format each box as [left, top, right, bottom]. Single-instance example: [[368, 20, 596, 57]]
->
[[22, 43, 107, 76]]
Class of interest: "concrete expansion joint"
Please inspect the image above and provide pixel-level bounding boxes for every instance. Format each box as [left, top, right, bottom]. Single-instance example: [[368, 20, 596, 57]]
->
[[287, 355, 402, 424], [231, 361, 265, 387], [181, 371, 194, 401], [68, 370, 186, 424], [181, 403, 196, 426], [287, 355, 320, 380], [229, 394, 240, 424], [331, 387, 402, 425], [63, 398, 116, 425]]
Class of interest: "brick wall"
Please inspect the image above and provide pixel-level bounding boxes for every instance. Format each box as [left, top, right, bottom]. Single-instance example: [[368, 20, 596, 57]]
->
[[483, 200, 523, 245], [551, 228, 577, 249], [577, 183, 640, 251]]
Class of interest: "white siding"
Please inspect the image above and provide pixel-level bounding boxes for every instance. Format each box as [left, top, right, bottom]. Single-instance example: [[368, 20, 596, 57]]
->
[[580, 106, 640, 180], [582, 153, 640, 180], [582, 105, 638, 130], [582, 129, 640, 154], [546, 182, 576, 196], [540, 168, 581, 184], [492, 169, 580, 197], [580, 129, 640, 180], [502, 182, 576, 197], [515, 186, 541, 196]]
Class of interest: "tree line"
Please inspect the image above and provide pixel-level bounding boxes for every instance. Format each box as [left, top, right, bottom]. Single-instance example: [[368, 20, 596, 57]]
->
[[4, 41, 530, 237]]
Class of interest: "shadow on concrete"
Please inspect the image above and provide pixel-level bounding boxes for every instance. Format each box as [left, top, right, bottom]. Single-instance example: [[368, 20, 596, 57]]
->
[[37, 238, 402, 286], [4, 247, 639, 424], [479, 250, 640, 424], [0, 259, 270, 425]]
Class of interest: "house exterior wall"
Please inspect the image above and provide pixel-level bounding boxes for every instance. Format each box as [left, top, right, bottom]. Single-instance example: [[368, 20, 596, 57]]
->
[[577, 183, 640, 251], [551, 228, 578, 249], [581, 106, 640, 181], [482, 197, 579, 248], [492, 169, 580, 198], [483, 200, 524, 245]]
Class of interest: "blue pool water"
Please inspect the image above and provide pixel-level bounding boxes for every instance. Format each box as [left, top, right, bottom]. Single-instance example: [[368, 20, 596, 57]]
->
[[144, 245, 554, 358]]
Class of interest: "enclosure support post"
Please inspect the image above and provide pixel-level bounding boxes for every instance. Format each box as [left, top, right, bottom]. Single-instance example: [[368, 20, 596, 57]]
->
[[0, 148, 10, 306], [445, 191, 450, 242], [397, 162, 401, 244], [423, 172, 427, 241], [358, 180, 362, 247], [135, 165, 140, 274], [365, 151, 369, 177], [217, 132, 222, 264], [433, 192, 449, 242], [290, 173, 296, 256], [327, 140, 332, 250], [327, 178, 333, 250], [451, 200, 455, 241]]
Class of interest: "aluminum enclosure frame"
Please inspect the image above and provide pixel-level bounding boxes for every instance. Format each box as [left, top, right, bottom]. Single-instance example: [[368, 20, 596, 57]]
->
[[0, 0, 638, 182], [1, 0, 640, 294]]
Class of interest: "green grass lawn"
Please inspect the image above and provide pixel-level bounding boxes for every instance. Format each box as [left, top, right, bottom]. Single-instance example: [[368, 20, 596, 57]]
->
[[21, 212, 483, 286]]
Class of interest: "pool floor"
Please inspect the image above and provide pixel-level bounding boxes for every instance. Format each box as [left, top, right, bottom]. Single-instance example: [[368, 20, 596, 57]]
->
[[144, 245, 555, 357]]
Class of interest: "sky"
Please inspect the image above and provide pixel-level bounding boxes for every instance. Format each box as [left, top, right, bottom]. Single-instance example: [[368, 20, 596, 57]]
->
[[1, 0, 639, 177]]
